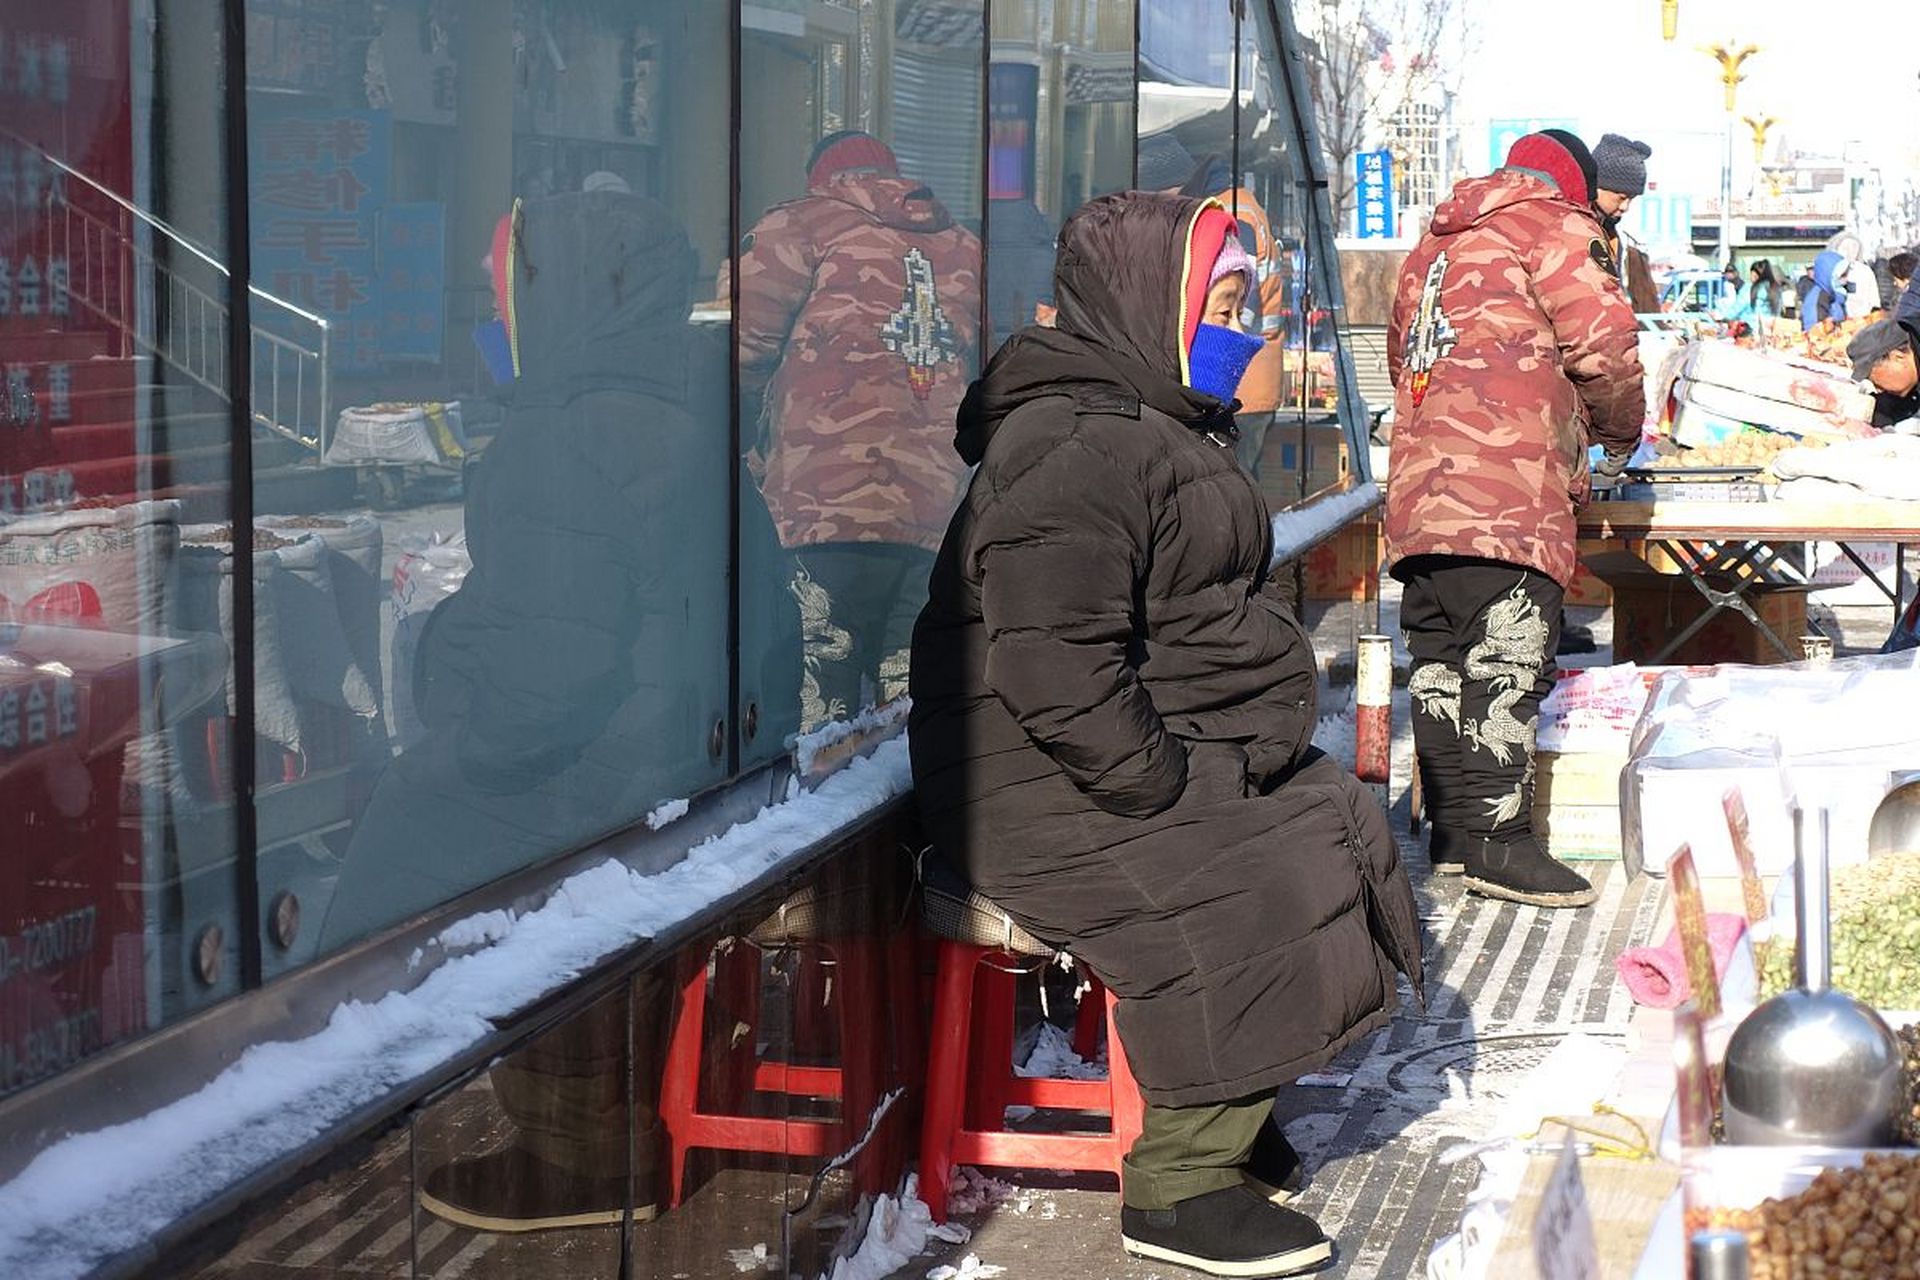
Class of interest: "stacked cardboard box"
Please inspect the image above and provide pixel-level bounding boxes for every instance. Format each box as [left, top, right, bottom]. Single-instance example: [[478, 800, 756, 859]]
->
[[1532, 749, 1630, 860], [1301, 514, 1381, 602]]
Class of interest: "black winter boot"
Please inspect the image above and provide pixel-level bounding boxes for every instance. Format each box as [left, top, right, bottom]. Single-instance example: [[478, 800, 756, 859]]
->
[[1427, 824, 1467, 875], [1121, 1185, 1331, 1277], [1462, 834, 1597, 908], [1242, 1122, 1306, 1205]]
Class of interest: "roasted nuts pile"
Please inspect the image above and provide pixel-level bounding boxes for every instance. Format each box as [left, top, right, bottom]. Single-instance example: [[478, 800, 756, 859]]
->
[[1650, 432, 1813, 470], [1685, 1153, 1920, 1279]]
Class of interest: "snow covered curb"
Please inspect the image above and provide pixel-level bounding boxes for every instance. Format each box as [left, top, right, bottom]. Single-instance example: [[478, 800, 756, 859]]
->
[[0, 738, 913, 1280], [1268, 478, 1381, 565]]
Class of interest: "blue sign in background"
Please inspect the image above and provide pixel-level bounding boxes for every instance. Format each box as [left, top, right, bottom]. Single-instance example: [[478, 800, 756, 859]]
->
[[1354, 149, 1395, 239], [249, 107, 390, 371], [378, 203, 446, 364]]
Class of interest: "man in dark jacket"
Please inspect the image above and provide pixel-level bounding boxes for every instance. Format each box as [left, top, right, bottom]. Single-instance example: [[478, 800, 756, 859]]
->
[[1386, 129, 1645, 908], [1591, 132, 1651, 294], [1849, 317, 1920, 427], [911, 192, 1421, 1278]]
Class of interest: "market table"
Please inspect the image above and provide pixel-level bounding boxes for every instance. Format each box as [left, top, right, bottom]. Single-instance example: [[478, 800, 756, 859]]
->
[[1577, 497, 1920, 661]]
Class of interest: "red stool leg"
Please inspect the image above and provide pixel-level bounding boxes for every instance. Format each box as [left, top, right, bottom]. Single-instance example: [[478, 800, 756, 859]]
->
[[658, 949, 712, 1208], [967, 957, 1016, 1130], [831, 937, 894, 1195], [916, 941, 981, 1225], [1103, 986, 1145, 1178]]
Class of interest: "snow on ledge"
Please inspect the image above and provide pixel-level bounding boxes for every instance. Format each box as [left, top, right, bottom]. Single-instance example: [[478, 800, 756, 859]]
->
[[1268, 480, 1382, 565], [0, 738, 914, 1280]]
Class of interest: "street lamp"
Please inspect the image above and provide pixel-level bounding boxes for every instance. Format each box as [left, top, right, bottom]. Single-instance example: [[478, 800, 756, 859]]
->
[[1701, 41, 1761, 267], [1743, 114, 1778, 166]]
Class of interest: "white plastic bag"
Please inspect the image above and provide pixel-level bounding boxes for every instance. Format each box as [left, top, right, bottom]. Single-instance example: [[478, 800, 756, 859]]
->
[[388, 531, 470, 748]]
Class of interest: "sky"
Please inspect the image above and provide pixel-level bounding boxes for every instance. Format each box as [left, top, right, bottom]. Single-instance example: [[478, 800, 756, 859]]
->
[[1451, 0, 1920, 184]]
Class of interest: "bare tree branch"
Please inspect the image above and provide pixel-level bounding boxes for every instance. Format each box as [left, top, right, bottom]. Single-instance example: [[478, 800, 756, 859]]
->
[[1300, 0, 1472, 225]]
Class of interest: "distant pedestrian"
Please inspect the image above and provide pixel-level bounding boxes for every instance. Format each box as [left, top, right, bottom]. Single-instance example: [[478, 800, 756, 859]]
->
[[1591, 132, 1650, 290]]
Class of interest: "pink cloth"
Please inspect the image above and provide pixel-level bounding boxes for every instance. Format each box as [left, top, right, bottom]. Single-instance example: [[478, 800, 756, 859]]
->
[[1614, 912, 1749, 1009]]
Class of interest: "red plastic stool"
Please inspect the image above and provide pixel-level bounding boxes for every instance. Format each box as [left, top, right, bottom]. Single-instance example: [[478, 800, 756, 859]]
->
[[916, 940, 1145, 1224], [658, 930, 912, 1207]]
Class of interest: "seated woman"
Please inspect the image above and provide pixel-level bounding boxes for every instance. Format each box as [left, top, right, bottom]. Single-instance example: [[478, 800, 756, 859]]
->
[[908, 191, 1423, 1278]]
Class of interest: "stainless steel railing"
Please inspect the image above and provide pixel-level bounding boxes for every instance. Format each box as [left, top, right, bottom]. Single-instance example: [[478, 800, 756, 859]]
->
[[5, 131, 330, 453]]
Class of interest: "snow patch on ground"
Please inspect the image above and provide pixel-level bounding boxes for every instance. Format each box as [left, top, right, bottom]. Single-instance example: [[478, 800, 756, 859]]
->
[[1314, 705, 1359, 771], [944, 1166, 1019, 1218], [0, 740, 914, 1280], [927, 1255, 1007, 1280], [1013, 1021, 1106, 1081], [825, 1176, 971, 1280], [726, 1242, 774, 1272]]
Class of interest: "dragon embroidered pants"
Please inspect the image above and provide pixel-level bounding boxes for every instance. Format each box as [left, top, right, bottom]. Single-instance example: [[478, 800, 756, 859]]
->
[[1399, 557, 1562, 842]]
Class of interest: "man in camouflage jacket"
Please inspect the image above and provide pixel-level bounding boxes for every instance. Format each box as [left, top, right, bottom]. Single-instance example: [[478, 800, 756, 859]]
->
[[731, 131, 981, 728], [1385, 129, 1644, 909]]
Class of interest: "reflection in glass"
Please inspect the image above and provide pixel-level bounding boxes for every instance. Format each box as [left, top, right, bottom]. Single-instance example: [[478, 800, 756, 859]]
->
[[738, 4, 985, 740], [412, 989, 632, 1276], [1134, 0, 1356, 508], [987, 0, 1135, 344], [0, 0, 238, 1095], [180, 1130, 412, 1278], [233, 0, 734, 957], [1238, 5, 1355, 507]]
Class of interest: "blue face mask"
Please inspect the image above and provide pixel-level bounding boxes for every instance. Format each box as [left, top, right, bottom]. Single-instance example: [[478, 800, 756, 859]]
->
[[1187, 321, 1264, 403]]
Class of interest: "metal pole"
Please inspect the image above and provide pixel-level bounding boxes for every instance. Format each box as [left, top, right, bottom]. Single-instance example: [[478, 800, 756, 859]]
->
[[1721, 110, 1734, 269]]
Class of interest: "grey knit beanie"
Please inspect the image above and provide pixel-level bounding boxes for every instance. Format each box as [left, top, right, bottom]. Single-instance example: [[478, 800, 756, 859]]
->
[[1593, 133, 1652, 197]]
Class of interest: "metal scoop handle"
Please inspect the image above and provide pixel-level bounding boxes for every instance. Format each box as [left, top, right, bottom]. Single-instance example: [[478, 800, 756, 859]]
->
[[1793, 806, 1830, 994]]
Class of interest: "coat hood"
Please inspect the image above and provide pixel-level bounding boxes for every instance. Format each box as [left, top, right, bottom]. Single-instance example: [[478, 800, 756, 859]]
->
[[498, 190, 694, 404], [955, 193, 1239, 465], [809, 170, 955, 234], [1812, 249, 1849, 295], [1431, 169, 1593, 237]]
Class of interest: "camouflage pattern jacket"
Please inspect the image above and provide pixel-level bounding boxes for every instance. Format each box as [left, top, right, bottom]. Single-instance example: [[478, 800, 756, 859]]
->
[[1384, 170, 1644, 587], [733, 171, 982, 553]]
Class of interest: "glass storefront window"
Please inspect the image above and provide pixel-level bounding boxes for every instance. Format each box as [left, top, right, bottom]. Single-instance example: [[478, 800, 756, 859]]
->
[[0, 0, 1374, 1122], [242, 0, 735, 959], [737, 1, 984, 747], [987, 0, 1135, 346], [1137, 0, 1359, 509], [0, 0, 238, 1097]]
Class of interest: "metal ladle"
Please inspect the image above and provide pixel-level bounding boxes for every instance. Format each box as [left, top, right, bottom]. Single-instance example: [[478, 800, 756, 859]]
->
[[1721, 806, 1903, 1147], [1867, 772, 1920, 860]]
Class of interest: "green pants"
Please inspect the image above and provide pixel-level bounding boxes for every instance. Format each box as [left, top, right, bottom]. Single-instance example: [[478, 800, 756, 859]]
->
[[1121, 1093, 1276, 1210]]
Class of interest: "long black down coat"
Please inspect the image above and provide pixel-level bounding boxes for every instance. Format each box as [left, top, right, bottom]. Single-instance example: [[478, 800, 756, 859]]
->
[[908, 192, 1424, 1108]]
